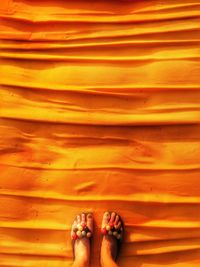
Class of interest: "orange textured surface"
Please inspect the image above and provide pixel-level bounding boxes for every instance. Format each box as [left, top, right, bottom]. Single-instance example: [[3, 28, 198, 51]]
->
[[0, 0, 200, 266]]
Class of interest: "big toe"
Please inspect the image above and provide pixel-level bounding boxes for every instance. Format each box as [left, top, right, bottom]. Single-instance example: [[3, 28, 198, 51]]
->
[[102, 211, 111, 228]]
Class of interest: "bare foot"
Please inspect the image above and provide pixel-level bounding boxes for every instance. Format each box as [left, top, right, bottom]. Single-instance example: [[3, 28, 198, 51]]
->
[[71, 213, 93, 267], [100, 212, 123, 267]]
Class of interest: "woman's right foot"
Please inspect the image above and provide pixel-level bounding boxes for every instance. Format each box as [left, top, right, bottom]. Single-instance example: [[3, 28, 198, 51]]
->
[[100, 212, 123, 266]]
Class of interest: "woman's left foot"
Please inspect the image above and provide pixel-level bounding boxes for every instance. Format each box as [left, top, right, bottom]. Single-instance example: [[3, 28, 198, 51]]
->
[[71, 213, 93, 265], [100, 211, 123, 265]]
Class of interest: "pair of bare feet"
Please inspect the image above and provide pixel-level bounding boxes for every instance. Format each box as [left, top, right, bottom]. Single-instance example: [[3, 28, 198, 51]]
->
[[71, 212, 123, 267]]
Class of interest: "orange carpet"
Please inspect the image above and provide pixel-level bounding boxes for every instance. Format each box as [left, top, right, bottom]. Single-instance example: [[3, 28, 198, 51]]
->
[[0, 0, 200, 266]]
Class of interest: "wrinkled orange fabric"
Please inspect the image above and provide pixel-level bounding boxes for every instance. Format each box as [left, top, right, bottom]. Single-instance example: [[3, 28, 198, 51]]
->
[[0, 0, 200, 266]]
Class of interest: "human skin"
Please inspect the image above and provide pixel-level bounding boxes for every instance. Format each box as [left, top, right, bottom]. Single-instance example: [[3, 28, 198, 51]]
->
[[71, 212, 122, 267]]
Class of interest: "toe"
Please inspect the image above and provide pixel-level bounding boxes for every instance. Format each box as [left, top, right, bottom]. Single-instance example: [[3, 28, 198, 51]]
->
[[114, 215, 119, 225], [116, 221, 122, 230], [81, 213, 86, 223], [86, 213, 93, 232], [110, 212, 116, 224], [102, 211, 110, 228], [77, 214, 81, 225]]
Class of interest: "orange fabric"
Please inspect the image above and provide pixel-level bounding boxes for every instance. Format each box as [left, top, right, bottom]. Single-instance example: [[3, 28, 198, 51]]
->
[[0, 0, 200, 266]]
